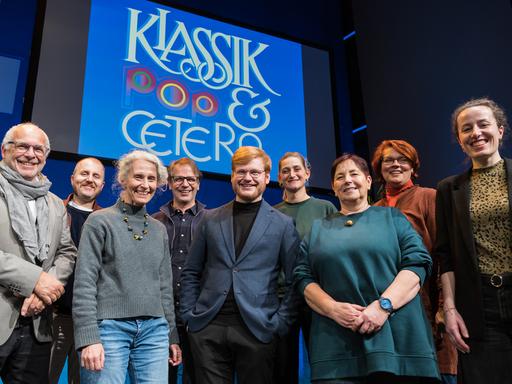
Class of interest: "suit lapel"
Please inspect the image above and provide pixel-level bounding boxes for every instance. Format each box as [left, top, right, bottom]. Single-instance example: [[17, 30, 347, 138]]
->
[[237, 200, 272, 263], [452, 170, 478, 266], [220, 202, 236, 263]]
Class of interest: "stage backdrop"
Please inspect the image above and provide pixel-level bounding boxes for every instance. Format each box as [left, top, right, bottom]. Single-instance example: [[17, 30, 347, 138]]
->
[[31, 0, 338, 188], [352, 0, 512, 188]]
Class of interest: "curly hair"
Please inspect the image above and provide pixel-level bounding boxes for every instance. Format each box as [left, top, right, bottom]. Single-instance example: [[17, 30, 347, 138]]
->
[[451, 97, 508, 140], [371, 140, 419, 183], [116, 150, 168, 188]]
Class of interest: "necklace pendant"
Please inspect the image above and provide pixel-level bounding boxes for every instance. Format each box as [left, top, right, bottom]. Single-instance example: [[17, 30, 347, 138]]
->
[[345, 220, 354, 227], [122, 207, 150, 240]]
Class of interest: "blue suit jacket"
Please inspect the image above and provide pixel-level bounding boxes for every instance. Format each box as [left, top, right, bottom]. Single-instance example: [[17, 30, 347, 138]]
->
[[180, 199, 300, 343]]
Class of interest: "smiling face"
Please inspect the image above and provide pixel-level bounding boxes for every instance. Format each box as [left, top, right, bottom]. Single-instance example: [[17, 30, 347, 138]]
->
[[169, 163, 199, 210], [332, 159, 372, 208], [380, 148, 414, 189], [120, 159, 157, 206], [278, 155, 310, 193], [71, 158, 105, 205], [1, 124, 48, 181], [456, 105, 504, 168], [231, 157, 270, 203]]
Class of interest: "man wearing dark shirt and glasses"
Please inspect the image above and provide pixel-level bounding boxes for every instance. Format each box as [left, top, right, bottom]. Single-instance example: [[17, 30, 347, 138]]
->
[[153, 158, 206, 384]]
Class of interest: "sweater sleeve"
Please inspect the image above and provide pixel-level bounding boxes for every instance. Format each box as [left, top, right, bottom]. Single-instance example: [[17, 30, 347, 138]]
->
[[293, 221, 316, 295], [160, 230, 179, 344], [274, 218, 301, 336], [324, 200, 338, 216], [423, 188, 437, 253], [392, 208, 432, 285], [72, 219, 105, 350]]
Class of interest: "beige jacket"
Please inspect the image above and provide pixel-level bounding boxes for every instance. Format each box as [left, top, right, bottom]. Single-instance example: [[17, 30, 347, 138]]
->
[[0, 187, 77, 344]]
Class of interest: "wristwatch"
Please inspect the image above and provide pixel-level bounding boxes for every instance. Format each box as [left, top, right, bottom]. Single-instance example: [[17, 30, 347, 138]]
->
[[379, 297, 394, 314]]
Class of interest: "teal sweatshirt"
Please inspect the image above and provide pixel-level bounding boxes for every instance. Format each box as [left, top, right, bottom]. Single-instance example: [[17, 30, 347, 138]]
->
[[294, 206, 440, 381]]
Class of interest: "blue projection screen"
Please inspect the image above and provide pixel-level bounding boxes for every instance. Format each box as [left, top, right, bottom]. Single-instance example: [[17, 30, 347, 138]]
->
[[31, 0, 337, 188]]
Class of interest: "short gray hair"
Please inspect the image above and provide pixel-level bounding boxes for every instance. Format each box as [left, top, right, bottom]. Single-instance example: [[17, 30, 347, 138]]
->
[[116, 150, 168, 188], [2, 122, 51, 155]]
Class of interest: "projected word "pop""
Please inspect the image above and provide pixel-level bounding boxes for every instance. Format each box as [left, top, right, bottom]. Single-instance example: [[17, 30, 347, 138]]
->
[[126, 67, 218, 116]]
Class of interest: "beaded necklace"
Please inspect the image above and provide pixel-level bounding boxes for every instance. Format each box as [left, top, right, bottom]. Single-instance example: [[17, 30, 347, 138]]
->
[[121, 202, 149, 241]]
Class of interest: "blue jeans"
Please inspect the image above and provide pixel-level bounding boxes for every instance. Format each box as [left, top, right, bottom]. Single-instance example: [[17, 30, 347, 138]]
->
[[80, 317, 169, 384]]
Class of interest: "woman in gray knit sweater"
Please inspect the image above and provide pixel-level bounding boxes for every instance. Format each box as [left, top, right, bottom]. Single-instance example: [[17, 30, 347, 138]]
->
[[73, 150, 182, 383]]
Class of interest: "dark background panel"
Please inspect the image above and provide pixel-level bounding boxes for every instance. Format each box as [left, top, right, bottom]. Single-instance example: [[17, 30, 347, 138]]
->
[[352, 0, 512, 188], [31, 0, 90, 152], [0, 0, 38, 131], [302, 46, 337, 188]]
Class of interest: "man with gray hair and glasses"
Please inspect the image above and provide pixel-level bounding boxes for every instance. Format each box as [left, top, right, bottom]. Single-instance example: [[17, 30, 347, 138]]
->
[[0, 122, 76, 383]]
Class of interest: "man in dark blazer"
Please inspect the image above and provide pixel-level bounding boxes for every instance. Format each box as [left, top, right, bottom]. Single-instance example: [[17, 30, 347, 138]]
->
[[180, 146, 300, 384]]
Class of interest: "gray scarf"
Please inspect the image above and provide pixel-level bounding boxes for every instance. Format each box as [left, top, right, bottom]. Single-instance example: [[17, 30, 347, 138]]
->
[[0, 161, 52, 263]]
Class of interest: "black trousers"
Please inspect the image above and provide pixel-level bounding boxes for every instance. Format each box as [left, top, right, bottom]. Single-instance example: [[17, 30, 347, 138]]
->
[[0, 323, 51, 384], [458, 282, 512, 384], [273, 302, 311, 383], [169, 325, 196, 384], [314, 374, 438, 383], [188, 323, 276, 384]]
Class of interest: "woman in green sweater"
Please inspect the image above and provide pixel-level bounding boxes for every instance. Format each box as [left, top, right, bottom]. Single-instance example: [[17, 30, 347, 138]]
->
[[294, 153, 440, 383], [274, 152, 337, 383], [73, 150, 182, 383], [275, 152, 338, 239]]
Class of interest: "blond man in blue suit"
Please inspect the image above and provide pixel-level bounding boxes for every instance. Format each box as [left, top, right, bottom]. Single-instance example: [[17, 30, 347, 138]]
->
[[180, 146, 300, 384]]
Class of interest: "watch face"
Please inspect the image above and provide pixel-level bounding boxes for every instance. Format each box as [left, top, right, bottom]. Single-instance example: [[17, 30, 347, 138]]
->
[[379, 298, 393, 313]]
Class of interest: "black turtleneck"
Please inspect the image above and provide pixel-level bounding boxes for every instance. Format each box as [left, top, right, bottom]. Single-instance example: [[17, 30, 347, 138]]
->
[[212, 199, 262, 326], [233, 200, 262, 259]]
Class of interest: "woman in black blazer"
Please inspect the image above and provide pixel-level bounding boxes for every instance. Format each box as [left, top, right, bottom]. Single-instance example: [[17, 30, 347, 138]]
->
[[434, 97, 511, 384]]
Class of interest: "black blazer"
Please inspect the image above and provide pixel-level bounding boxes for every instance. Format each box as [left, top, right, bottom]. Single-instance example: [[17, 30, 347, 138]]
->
[[434, 158, 512, 340]]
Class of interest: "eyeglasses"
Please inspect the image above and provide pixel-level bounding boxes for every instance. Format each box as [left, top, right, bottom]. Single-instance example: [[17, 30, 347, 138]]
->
[[7, 141, 49, 157], [171, 176, 198, 185], [234, 169, 266, 179], [382, 157, 410, 166]]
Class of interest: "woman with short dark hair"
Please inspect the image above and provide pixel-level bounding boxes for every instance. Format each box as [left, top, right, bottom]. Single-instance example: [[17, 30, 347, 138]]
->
[[295, 153, 439, 383]]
